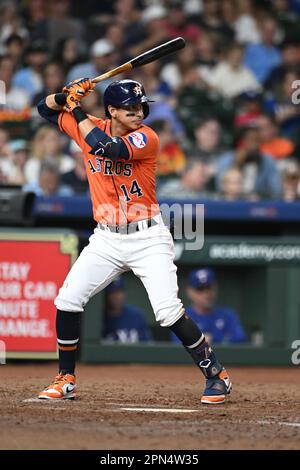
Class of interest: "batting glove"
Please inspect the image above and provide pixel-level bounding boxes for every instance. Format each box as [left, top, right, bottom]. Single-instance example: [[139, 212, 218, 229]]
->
[[62, 78, 96, 99], [64, 92, 82, 113]]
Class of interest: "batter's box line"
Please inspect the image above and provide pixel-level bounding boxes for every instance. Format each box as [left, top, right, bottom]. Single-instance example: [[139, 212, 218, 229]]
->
[[257, 420, 300, 428]]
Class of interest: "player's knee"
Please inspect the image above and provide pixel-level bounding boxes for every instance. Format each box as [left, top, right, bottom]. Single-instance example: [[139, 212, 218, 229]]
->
[[154, 299, 184, 328], [55, 288, 84, 313]]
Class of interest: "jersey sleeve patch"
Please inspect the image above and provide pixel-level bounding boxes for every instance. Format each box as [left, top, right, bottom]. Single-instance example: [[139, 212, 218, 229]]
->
[[128, 132, 147, 148]]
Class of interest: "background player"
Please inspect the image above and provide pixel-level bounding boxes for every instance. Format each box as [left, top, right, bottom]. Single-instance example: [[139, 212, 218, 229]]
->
[[171, 268, 246, 344], [103, 276, 152, 343], [37, 77, 232, 404]]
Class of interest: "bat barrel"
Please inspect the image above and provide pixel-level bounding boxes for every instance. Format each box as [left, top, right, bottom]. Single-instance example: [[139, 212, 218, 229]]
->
[[131, 37, 185, 68]]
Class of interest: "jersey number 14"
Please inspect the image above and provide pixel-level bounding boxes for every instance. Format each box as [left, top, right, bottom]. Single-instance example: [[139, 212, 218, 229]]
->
[[120, 180, 143, 201]]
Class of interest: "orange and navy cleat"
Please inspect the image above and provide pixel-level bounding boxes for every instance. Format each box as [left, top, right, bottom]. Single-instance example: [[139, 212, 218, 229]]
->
[[201, 368, 232, 405], [38, 373, 76, 400]]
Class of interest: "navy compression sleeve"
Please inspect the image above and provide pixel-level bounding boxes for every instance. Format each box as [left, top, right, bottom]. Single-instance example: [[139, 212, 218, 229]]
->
[[37, 98, 60, 125], [85, 127, 130, 160]]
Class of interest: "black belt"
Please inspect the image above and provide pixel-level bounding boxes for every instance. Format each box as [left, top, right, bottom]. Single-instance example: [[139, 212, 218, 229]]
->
[[97, 217, 158, 234]]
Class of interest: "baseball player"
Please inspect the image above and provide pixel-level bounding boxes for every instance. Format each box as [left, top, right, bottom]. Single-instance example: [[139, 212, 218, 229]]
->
[[171, 268, 246, 344], [37, 77, 231, 404], [103, 276, 152, 343]]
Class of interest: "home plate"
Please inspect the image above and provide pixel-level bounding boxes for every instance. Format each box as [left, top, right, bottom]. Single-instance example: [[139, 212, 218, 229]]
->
[[120, 407, 199, 413]]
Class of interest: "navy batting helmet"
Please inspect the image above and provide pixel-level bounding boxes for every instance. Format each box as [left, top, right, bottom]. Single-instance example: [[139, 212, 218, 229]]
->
[[103, 79, 153, 118]]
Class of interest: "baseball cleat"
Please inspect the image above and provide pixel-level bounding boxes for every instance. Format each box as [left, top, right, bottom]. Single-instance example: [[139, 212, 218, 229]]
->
[[201, 368, 232, 405], [38, 373, 76, 400]]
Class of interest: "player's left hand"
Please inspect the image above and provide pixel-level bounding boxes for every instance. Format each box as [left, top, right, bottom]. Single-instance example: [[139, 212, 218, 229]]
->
[[63, 78, 96, 99], [64, 92, 82, 113]]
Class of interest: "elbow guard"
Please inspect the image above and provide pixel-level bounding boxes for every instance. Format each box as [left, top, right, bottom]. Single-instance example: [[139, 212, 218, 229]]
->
[[86, 127, 130, 160]]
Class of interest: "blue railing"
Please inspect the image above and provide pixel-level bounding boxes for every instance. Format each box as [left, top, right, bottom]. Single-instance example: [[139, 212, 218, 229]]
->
[[33, 196, 300, 222]]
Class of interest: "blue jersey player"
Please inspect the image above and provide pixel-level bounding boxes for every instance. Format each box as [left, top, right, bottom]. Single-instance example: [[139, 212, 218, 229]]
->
[[103, 277, 152, 343], [171, 268, 246, 345]]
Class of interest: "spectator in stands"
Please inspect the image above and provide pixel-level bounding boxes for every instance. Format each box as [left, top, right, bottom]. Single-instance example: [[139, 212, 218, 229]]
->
[[0, 1, 28, 47], [33, 62, 65, 107], [157, 159, 209, 200], [273, 0, 299, 40], [46, 0, 85, 51], [140, 63, 184, 138], [102, 277, 152, 344], [4, 139, 28, 186], [257, 114, 295, 160], [0, 127, 12, 184], [217, 126, 282, 199], [150, 119, 186, 178], [189, 118, 224, 187], [127, 5, 170, 57], [205, 43, 261, 99], [61, 141, 89, 194], [190, 0, 234, 42], [12, 40, 48, 101], [165, 1, 202, 42], [280, 159, 300, 201], [234, 91, 263, 128], [191, 118, 224, 166], [113, 0, 141, 30], [222, 0, 261, 45], [4, 34, 26, 69], [219, 167, 244, 201], [171, 268, 246, 344], [21, 0, 48, 43], [53, 37, 86, 76], [0, 55, 30, 116], [66, 38, 117, 94], [264, 40, 300, 93], [194, 32, 219, 84], [264, 70, 300, 138], [244, 16, 282, 84], [105, 24, 126, 57], [23, 161, 73, 196], [24, 126, 74, 184], [160, 42, 200, 92]]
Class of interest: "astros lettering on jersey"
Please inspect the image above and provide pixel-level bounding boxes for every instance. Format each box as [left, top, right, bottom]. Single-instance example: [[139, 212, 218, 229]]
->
[[58, 112, 160, 225]]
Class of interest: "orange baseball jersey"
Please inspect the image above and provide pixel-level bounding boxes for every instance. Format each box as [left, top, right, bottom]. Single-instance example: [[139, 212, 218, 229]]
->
[[58, 111, 161, 225]]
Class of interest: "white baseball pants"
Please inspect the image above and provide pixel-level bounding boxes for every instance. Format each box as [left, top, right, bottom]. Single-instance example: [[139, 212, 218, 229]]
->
[[55, 214, 184, 327]]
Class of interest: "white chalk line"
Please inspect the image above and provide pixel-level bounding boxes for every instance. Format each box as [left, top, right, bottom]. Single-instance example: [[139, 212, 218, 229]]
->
[[257, 420, 300, 428], [120, 407, 199, 413]]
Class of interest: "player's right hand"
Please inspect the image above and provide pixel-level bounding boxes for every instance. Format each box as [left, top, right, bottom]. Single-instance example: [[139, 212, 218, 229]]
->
[[62, 78, 96, 99]]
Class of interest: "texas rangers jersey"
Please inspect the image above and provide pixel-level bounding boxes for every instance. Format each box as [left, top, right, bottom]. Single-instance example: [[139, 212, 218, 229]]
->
[[171, 305, 246, 344], [103, 304, 152, 343], [58, 111, 160, 225]]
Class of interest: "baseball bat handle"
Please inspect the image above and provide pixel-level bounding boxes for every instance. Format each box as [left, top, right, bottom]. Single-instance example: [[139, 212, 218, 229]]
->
[[91, 37, 185, 84], [92, 62, 133, 84]]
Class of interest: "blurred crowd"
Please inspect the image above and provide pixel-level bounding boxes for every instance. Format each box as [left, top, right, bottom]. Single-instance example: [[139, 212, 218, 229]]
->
[[1, 0, 300, 201]]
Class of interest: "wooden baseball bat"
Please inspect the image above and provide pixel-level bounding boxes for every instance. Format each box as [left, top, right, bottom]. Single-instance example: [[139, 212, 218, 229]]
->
[[91, 37, 185, 84]]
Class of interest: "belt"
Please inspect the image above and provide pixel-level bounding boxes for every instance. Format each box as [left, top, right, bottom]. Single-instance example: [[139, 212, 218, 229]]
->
[[97, 217, 158, 234]]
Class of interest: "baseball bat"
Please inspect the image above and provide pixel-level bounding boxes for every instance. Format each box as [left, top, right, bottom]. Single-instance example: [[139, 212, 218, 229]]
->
[[91, 37, 186, 84]]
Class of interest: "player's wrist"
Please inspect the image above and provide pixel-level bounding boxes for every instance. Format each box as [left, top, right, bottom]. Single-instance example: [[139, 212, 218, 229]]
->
[[54, 93, 67, 106], [73, 106, 88, 124]]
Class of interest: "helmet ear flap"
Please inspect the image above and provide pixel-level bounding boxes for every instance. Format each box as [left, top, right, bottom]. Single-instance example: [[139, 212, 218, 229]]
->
[[142, 102, 149, 118]]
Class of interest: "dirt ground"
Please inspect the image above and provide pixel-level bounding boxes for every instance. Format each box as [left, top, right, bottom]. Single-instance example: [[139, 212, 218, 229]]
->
[[0, 363, 299, 450]]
